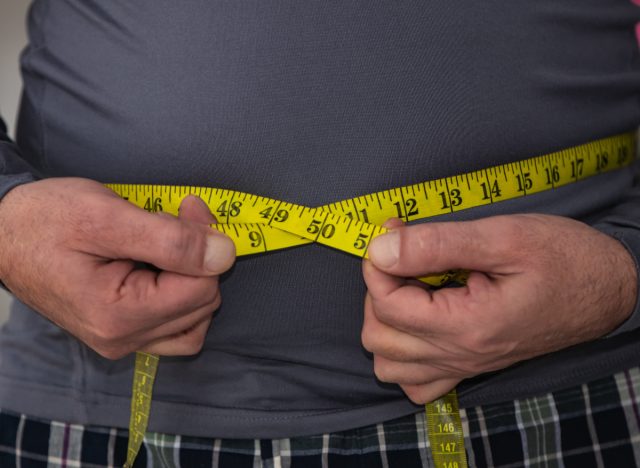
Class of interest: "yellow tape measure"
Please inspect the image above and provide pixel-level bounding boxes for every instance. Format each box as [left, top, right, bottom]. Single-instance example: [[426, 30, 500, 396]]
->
[[111, 131, 635, 468]]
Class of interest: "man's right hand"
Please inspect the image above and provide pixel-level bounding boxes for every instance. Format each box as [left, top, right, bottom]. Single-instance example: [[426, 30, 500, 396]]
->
[[0, 177, 235, 359]]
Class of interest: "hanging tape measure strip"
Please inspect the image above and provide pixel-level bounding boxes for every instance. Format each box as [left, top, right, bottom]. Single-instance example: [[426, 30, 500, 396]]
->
[[110, 131, 636, 468]]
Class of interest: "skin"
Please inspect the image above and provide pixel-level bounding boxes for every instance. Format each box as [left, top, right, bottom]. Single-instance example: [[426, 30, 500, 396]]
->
[[0, 177, 235, 359], [0, 178, 636, 406], [362, 215, 638, 404]]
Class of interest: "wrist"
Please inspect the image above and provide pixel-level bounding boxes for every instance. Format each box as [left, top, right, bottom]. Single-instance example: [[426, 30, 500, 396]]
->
[[602, 232, 640, 336], [0, 182, 27, 285]]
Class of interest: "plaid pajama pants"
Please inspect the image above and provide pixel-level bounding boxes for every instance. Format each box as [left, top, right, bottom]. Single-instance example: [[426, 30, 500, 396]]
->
[[2, 366, 640, 468]]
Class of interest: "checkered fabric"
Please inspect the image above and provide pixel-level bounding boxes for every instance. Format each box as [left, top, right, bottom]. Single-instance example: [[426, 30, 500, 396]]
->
[[2, 367, 640, 467]]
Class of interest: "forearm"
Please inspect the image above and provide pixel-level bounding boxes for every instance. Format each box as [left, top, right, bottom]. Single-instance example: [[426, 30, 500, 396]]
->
[[592, 173, 640, 335]]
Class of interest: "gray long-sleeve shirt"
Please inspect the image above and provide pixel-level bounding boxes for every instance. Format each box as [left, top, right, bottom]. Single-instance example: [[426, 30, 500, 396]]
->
[[1, 0, 640, 437]]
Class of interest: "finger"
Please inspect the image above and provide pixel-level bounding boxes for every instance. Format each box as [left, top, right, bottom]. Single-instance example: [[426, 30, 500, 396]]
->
[[90, 196, 235, 276], [382, 217, 404, 229], [363, 260, 449, 337], [400, 378, 461, 405], [373, 355, 452, 385], [368, 272, 498, 338], [360, 217, 405, 289], [178, 195, 216, 224], [140, 313, 213, 356], [375, 284, 449, 336], [362, 293, 438, 362], [367, 216, 522, 277], [362, 257, 407, 299], [95, 259, 220, 326], [138, 291, 219, 343], [364, 295, 486, 383], [93, 299, 217, 358]]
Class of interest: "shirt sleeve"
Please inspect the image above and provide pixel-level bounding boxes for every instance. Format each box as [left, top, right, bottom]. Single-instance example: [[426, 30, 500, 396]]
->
[[0, 116, 38, 200], [592, 168, 640, 336]]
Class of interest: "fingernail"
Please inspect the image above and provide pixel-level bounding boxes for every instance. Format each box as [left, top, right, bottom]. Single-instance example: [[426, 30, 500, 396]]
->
[[204, 234, 235, 273], [368, 230, 399, 268]]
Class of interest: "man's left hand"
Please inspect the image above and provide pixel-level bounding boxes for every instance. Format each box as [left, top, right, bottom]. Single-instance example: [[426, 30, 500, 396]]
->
[[362, 214, 637, 404]]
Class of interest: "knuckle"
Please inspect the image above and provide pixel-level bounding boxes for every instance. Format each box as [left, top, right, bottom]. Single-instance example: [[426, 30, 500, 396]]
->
[[210, 290, 222, 310], [204, 279, 222, 309], [360, 327, 376, 353], [373, 358, 391, 383], [371, 300, 391, 323], [361, 307, 380, 353], [86, 317, 130, 352], [91, 340, 131, 360], [401, 385, 428, 405], [370, 298, 403, 328], [91, 331, 122, 352], [95, 347, 129, 361], [184, 332, 206, 355], [190, 282, 222, 315], [363, 332, 409, 361], [91, 319, 124, 342], [89, 284, 126, 309]]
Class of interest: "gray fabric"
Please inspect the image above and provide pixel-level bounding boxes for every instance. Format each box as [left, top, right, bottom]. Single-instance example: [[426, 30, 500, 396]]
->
[[0, 120, 37, 200], [1, 0, 640, 438], [593, 170, 640, 335]]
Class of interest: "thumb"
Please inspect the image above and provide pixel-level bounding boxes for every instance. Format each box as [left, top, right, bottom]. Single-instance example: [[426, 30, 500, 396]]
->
[[178, 195, 217, 224], [95, 196, 235, 276], [367, 216, 516, 277]]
